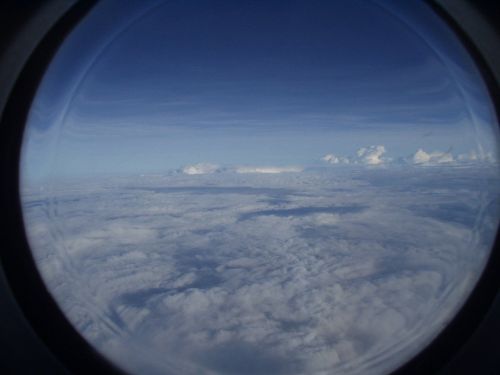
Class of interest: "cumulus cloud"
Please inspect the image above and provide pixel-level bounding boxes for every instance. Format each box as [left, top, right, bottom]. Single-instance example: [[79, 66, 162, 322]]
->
[[412, 149, 453, 165], [356, 145, 387, 165], [320, 146, 498, 168], [182, 163, 219, 175], [322, 145, 387, 166], [321, 154, 350, 164], [235, 166, 303, 174]]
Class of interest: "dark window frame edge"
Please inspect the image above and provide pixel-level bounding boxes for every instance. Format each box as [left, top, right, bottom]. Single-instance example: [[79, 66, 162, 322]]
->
[[0, 1, 126, 374], [0, 1, 498, 375]]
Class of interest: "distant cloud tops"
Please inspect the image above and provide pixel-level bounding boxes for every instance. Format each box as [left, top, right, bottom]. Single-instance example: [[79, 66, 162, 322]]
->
[[181, 145, 496, 176], [321, 154, 350, 165], [412, 149, 453, 165], [357, 145, 387, 165], [321, 145, 497, 167], [182, 163, 219, 175], [235, 166, 303, 174], [321, 145, 388, 165], [410, 148, 496, 165], [181, 164, 303, 175]]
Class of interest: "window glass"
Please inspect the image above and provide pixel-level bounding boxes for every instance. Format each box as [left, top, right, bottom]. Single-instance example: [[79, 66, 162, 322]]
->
[[20, 1, 500, 374]]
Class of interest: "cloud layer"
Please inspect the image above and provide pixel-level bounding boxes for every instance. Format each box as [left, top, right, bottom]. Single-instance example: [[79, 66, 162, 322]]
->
[[22, 166, 499, 375]]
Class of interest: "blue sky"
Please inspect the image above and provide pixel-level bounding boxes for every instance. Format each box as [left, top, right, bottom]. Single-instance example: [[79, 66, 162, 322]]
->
[[21, 0, 499, 180]]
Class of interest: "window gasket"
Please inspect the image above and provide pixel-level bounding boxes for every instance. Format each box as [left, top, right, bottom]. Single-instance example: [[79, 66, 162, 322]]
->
[[0, 1, 125, 374]]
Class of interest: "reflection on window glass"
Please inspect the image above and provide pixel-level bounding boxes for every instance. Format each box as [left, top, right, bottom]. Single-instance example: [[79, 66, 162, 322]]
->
[[20, 1, 499, 374]]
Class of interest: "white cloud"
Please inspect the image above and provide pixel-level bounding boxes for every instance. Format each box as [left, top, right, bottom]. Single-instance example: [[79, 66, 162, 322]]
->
[[321, 154, 350, 164], [21, 168, 498, 375], [457, 150, 498, 163], [182, 163, 219, 175], [413, 149, 454, 165], [320, 146, 496, 167], [356, 145, 387, 165], [321, 145, 388, 166], [485, 152, 499, 163], [235, 166, 303, 174], [457, 151, 478, 162]]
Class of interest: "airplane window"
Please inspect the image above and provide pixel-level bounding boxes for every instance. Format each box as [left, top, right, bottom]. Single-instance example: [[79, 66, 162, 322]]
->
[[18, 1, 500, 374]]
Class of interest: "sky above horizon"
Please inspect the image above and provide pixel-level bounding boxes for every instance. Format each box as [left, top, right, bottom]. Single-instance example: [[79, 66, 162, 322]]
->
[[21, 0, 499, 181]]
